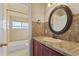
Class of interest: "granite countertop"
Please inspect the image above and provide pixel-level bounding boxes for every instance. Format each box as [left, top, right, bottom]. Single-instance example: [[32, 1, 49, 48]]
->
[[33, 36, 79, 56]]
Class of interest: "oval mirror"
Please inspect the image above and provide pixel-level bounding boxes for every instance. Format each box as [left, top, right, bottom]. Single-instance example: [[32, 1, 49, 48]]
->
[[49, 5, 73, 34]]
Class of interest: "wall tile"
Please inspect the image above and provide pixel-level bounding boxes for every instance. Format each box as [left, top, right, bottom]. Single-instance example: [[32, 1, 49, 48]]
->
[[32, 22, 45, 36], [32, 14, 79, 42]]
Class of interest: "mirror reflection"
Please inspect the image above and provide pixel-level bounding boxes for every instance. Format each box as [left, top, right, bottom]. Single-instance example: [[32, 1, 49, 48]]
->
[[51, 9, 67, 31]]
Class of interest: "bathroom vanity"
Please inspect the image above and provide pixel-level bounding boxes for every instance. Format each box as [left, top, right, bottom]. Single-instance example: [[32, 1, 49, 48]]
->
[[32, 36, 79, 56], [32, 38, 64, 56]]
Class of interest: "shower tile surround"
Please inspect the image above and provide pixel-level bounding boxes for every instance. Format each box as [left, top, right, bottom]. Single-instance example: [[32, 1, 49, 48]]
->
[[32, 14, 79, 42]]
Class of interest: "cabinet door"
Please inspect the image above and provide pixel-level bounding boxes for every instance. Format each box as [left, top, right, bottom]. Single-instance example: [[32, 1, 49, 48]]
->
[[33, 39, 43, 56], [50, 49, 64, 56], [32, 39, 64, 56], [43, 45, 63, 56], [43, 45, 53, 56]]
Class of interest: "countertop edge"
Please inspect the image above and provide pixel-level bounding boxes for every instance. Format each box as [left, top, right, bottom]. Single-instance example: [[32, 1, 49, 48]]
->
[[33, 37, 75, 56]]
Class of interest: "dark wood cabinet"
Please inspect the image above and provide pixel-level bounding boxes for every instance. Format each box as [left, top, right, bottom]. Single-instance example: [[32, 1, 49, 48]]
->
[[43, 45, 53, 56], [32, 39, 64, 56], [33, 39, 43, 56], [43, 45, 64, 56]]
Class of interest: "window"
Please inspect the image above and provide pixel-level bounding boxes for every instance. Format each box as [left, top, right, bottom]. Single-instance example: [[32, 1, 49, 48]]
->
[[12, 21, 21, 29], [12, 21, 29, 29], [22, 22, 29, 29]]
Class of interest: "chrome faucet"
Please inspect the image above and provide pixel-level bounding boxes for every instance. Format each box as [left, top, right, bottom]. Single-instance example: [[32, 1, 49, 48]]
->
[[52, 34, 60, 39]]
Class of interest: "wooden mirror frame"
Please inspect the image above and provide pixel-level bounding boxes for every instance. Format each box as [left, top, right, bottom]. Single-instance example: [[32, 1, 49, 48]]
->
[[48, 5, 73, 34]]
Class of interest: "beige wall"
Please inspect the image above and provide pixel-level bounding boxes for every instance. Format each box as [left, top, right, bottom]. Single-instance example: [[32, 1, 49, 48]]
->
[[31, 3, 46, 23], [31, 3, 46, 36]]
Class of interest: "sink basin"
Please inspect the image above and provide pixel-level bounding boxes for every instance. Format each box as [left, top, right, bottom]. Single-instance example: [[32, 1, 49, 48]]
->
[[43, 37, 62, 43]]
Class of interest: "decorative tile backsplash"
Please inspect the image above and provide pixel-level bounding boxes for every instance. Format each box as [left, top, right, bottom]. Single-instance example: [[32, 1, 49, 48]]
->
[[32, 14, 79, 42], [32, 22, 45, 36]]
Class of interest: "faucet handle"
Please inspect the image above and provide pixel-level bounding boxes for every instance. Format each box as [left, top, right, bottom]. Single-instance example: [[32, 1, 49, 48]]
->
[[52, 34, 61, 39]]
